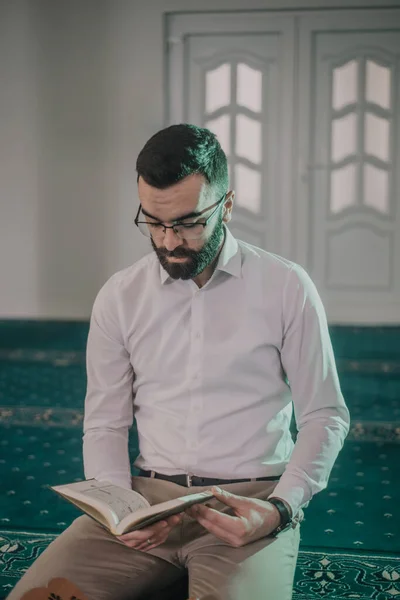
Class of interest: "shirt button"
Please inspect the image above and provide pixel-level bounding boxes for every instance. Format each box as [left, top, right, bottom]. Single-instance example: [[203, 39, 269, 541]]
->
[[195, 332, 201, 339]]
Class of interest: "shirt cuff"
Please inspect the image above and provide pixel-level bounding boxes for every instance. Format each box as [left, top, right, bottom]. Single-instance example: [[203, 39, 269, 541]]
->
[[267, 479, 311, 518]]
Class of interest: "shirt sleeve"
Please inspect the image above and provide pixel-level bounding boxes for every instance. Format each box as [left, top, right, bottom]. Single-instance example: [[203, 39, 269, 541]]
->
[[269, 264, 350, 516], [82, 275, 134, 490]]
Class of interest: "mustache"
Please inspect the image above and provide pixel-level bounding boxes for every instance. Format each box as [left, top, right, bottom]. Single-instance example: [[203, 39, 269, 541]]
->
[[159, 249, 194, 259]]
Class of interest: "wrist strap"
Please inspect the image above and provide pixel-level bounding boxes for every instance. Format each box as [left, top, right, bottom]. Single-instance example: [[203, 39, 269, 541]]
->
[[268, 497, 292, 534]]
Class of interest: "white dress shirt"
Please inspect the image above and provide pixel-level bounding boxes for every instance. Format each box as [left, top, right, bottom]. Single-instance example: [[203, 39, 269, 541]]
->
[[83, 226, 350, 517]]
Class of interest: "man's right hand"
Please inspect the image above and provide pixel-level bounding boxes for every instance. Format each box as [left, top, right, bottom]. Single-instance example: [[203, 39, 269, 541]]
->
[[116, 513, 184, 551]]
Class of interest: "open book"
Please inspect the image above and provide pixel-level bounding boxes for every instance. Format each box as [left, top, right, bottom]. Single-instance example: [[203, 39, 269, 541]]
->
[[50, 479, 214, 535]]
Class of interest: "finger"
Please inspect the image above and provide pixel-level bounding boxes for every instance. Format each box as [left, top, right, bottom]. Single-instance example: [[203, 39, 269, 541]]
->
[[118, 536, 149, 549], [124, 533, 162, 550], [211, 487, 250, 508], [192, 512, 241, 546], [135, 540, 157, 551], [118, 533, 159, 547], [185, 506, 197, 518], [118, 521, 169, 543], [120, 515, 182, 548], [189, 506, 247, 541], [186, 504, 212, 519], [190, 504, 244, 532], [166, 513, 184, 526], [136, 530, 170, 551], [137, 536, 168, 552], [130, 541, 148, 550]]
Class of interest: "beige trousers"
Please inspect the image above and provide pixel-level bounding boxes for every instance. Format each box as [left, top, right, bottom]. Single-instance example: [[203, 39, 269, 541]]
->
[[7, 476, 302, 600]]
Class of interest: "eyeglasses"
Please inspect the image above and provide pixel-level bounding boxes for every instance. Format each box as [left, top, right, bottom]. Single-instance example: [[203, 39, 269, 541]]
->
[[134, 193, 226, 240]]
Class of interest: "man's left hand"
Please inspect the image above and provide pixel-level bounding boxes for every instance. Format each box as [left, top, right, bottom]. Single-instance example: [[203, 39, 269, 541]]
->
[[185, 487, 282, 547]]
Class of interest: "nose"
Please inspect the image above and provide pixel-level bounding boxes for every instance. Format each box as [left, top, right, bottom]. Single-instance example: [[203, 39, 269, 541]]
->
[[163, 227, 184, 252]]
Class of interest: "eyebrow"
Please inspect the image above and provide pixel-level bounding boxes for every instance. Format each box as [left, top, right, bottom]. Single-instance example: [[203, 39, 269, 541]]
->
[[140, 207, 203, 222]]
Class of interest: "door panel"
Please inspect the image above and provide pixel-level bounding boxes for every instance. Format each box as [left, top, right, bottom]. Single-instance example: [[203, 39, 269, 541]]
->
[[167, 13, 295, 256], [298, 11, 400, 322], [167, 9, 400, 323]]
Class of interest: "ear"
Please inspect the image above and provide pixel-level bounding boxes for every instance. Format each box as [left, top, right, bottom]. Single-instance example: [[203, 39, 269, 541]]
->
[[223, 191, 234, 224]]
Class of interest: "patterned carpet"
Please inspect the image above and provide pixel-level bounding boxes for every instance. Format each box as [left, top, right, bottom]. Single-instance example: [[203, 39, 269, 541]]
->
[[1, 529, 399, 599], [0, 423, 399, 553], [0, 321, 399, 598]]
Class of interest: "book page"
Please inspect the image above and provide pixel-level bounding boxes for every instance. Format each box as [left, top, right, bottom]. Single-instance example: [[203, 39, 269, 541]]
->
[[62, 496, 112, 530], [62, 480, 150, 524], [119, 490, 214, 533]]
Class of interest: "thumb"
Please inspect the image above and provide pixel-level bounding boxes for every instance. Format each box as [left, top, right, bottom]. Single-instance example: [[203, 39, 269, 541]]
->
[[211, 486, 248, 507]]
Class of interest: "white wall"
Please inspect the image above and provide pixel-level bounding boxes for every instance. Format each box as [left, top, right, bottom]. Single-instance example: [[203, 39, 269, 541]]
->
[[0, 0, 397, 319]]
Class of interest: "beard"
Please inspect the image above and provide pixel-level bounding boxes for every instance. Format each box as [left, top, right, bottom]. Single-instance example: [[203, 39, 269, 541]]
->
[[151, 212, 225, 280]]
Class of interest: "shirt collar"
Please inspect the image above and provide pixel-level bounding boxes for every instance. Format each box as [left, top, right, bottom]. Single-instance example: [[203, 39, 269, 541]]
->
[[159, 226, 241, 285]]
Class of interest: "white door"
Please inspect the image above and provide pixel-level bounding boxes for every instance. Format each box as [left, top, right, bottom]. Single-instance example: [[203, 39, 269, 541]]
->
[[167, 13, 296, 257], [166, 8, 400, 324], [297, 10, 400, 323]]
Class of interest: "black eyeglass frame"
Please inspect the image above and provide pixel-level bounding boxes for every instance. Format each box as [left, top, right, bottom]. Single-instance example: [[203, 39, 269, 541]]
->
[[134, 193, 227, 238]]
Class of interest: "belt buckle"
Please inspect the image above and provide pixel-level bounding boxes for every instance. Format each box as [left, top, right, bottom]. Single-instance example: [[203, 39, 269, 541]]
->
[[186, 474, 192, 487]]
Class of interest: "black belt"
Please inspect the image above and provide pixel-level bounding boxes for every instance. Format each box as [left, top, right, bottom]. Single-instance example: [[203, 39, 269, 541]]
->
[[138, 469, 280, 487]]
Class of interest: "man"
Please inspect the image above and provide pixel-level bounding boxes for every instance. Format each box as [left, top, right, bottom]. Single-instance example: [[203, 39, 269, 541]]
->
[[8, 124, 350, 600]]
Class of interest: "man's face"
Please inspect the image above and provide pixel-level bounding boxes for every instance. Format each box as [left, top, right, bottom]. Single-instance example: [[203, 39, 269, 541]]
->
[[138, 174, 227, 280]]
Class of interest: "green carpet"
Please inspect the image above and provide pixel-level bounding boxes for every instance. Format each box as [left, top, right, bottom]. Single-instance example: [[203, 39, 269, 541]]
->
[[1, 529, 399, 599], [0, 422, 399, 553], [0, 321, 398, 359], [2, 361, 400, 423], [1, 321, 400, 598]]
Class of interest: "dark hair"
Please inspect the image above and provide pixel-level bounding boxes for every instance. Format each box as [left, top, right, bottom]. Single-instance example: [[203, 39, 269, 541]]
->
[[136, 123, 228, 196]]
